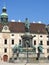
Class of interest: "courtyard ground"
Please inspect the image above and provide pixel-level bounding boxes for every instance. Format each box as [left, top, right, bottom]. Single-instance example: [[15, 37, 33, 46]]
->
[[0, 62, 49, 65], [0, 57, 49, 65]]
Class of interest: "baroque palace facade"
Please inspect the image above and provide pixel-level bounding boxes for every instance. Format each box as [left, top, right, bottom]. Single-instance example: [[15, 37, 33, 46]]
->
[[0, 6, 49, 62]]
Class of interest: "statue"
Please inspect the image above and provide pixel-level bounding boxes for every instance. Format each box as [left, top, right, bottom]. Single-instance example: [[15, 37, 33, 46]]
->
[[25, 18, 30, 32], [36, 44, 43, 60]]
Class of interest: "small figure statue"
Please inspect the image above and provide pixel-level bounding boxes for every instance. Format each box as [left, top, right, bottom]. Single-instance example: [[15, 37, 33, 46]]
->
[[17, 50, 19, 59], [36, 44, 43, 60]]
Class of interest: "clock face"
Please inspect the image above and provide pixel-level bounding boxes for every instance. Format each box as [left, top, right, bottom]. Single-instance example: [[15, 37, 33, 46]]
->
[[4, 26, 7, 30], [2, 25, 10, 32], [4, 26, 8, 30]]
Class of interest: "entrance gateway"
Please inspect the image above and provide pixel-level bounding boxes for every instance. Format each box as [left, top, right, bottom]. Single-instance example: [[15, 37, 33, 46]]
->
[[3, 55, 8, 62]]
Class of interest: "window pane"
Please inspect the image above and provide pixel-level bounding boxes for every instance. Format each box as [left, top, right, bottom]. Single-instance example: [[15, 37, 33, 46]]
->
[[40, 41, 43, 45], [47, 49, 49, 53], [19, 40, 21, 45], [4, 39, 7, 44], [4, 48, 7, 53], [47, 41, 49, 45], [34, 40, 36, 45], [47, 36, 49, 38], [12, 39, 14, 45], [12, 34, 14, 36], [40, 35, 42, 37]]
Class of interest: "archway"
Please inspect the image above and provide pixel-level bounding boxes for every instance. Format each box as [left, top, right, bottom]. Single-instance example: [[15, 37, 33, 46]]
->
[[3, 55, 8, 62]]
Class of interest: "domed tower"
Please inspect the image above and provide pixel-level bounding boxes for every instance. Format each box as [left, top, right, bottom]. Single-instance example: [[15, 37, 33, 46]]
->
[[0, 7, 8, 24]]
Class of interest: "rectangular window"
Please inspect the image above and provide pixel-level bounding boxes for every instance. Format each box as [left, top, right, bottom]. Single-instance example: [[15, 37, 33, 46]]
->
[[47, 41, 49, 45], [19, 40, 21, 45], [12, 39, 14, 45], [40, 41, 43, 45], [47, 36, 49, 38], [47, 49, 49, 53], [4, 48, 7, 53], [34, 40, 36, 45], [4, 39, 7, 44]]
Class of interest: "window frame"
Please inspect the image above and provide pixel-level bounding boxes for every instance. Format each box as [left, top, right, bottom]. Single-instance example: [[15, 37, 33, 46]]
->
[[12, 39, 14, 45], [4, 48, 7, 53], [4, 39, 7, 44]]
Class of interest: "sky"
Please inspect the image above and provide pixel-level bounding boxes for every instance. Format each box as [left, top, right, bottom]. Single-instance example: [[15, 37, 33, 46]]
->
[[0, 0, 49, 24]]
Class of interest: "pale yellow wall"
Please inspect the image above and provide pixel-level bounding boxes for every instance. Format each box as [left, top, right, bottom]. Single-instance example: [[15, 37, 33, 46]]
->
[[0, 33, 49, 61], [32, 34, 48, 57]]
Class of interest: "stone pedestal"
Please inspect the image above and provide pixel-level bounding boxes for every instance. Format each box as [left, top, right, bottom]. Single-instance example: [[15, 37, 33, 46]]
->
[[21, 33, 33, 47]]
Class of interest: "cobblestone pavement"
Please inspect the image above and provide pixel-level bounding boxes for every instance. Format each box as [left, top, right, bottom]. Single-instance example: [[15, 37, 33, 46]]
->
[[0, 62, 49, 65], [0, 58, 49, 65]]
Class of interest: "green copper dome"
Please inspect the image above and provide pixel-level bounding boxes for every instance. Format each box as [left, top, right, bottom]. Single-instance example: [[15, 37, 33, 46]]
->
[[1, 13, 8, 18], [0, 6, 8, 24], [1, 6, 8, 18]]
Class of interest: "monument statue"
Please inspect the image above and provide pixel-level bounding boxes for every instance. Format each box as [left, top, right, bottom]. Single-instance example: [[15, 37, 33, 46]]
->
[[25, 18, 30, 32]]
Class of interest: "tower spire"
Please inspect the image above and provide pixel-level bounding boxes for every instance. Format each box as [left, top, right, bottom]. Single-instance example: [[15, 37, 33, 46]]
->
[[2, 0, 6, 11], [3, 0, 6, 7], [0, 0, 8, 24]]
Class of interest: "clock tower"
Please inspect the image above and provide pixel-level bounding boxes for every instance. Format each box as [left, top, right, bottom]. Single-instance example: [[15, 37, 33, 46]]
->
[[0, 7, 8, 24]]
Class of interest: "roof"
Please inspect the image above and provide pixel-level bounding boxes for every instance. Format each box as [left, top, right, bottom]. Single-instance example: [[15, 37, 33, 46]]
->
[[30, 23, 47, 34], [0, 22, 47, 34]]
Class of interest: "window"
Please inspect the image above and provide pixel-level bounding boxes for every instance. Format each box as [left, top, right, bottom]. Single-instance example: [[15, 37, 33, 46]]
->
[[4, 39, 7, 44], [12, 39, 14, 45], [12, 34, 14, 36], [34, 40, 36, 45], [40, 41, 43, 45], [40, 35, 42, 37], [47, 36, 49, 38], [47, 49, 49, 53], [47, 41, 49, 45], [33, 35, 36, 37], [19, 40, 21, 45], [14, 58, 17, 60], [19, 40, 21, 43], [4, 48, 7, 53]]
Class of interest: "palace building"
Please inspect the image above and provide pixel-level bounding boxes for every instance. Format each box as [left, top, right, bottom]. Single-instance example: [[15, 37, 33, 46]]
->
[[0, 6, 49, 62]]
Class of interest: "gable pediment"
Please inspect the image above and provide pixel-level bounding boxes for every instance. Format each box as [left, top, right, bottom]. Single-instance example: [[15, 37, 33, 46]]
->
[[2, 25, 10, 32]]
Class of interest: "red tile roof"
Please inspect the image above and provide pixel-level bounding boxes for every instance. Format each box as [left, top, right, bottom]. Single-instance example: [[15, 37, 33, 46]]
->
[[0, 22, 47, 34], [30, 23, 47, 34], [8, 22, 25, 33]]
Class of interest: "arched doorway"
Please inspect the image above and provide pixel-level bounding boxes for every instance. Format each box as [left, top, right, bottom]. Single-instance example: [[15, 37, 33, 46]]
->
[[3, 55, 8, 62]]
